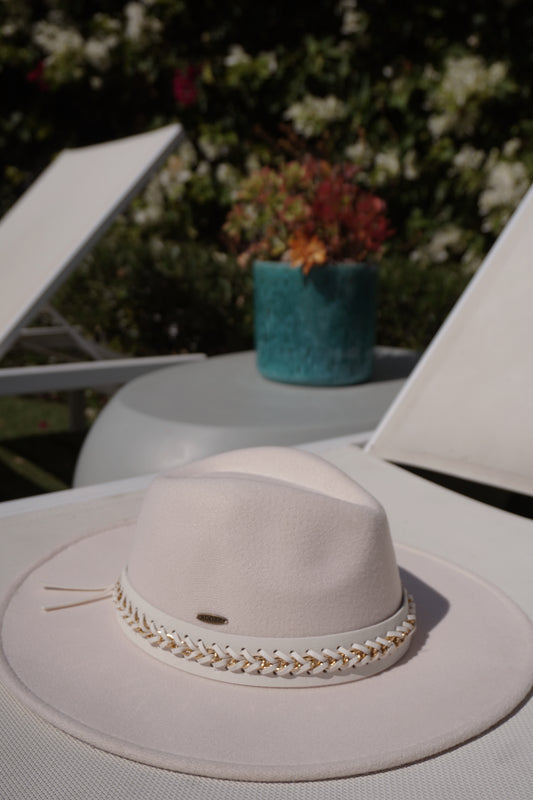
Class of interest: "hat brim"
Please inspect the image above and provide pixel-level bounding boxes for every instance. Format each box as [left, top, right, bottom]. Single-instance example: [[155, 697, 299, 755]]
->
[[1, 522, 532, 782]]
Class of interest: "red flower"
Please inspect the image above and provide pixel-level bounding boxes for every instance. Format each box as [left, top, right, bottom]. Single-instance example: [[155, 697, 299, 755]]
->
[[173, 65, 199, 107], [27, 60, 48, 91]]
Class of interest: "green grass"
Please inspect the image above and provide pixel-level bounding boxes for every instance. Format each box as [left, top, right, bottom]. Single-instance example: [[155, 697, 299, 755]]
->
[[0, 394, 70, 439], [0, 395, 88, 502]]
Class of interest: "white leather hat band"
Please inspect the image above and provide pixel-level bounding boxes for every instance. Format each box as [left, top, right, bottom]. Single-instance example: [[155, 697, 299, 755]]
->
[[114, 570, 416, 687]]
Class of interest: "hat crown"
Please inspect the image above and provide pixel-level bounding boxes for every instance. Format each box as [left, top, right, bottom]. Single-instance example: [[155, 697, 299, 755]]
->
[[126, 447, 403, 637]]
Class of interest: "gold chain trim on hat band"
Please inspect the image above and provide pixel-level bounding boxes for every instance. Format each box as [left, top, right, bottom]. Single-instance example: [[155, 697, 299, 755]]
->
[[113, 579, 416, 678]]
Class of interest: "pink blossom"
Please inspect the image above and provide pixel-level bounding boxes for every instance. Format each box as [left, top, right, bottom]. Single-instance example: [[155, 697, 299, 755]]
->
[[27, 60, 48, 90], [173, 65, 199, 107]]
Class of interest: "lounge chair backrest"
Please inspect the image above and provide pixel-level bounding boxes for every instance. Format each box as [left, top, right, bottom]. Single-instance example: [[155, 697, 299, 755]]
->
[[0, 124, 184, 359], [367, 184, 533, 497]]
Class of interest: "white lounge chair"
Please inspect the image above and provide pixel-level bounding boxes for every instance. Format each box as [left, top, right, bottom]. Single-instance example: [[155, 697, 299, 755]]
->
[[366, 183, 533, 499], [0, 124, 204, 424]]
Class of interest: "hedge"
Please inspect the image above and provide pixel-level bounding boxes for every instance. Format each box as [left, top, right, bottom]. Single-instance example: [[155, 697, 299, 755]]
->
[[3, 0, 533, 355]]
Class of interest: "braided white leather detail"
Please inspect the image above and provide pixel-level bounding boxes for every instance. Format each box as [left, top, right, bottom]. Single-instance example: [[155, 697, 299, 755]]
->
[[114, 571, 415, 687]]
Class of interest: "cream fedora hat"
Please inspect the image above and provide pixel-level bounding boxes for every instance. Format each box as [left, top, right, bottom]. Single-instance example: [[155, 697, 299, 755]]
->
[[1, 446, 532, 782]]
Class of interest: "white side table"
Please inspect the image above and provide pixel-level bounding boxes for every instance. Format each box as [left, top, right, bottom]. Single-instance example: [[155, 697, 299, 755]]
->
[[74, 348, 418, 486]]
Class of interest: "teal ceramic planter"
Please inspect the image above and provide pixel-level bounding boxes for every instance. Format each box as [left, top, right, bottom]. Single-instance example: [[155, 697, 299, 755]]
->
[[253, 260, 377, 386]]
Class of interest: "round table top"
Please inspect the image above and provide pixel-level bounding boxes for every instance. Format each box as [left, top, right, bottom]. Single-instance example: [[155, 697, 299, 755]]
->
[[74, 349, 417, 486]]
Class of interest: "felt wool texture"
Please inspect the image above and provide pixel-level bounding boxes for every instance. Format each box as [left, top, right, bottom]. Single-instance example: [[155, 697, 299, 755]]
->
[[127, 466, 402, 637], [1, 447, 533, 782]]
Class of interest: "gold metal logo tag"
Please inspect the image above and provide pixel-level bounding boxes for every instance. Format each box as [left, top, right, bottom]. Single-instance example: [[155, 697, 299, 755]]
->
[[196, 612, 228, 625]]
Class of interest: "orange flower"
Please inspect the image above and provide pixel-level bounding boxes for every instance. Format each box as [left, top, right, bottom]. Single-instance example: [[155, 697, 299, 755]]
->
[[288, 231, 327, 275]]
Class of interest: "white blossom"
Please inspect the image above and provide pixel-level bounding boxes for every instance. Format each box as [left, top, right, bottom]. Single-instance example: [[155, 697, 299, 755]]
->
[[134, 149, 202, 225], [196, 160, 210, 177], [452, 145, 485, 172], [156, 147, 199, 200], [503, 138, 521, 158], [403, 149, 419, 181], [284, 94, 347, 138], [425, 225, 465, 263], [134, 177, 164, 225], [345, 139, 373, 168], [198, 135, 229, 162], [374, 149, 401, 184], [1, 22, 17, 36], [133, 206, 162, 226], [149, 236, 165, 257], [159, 159, 191, 192], [423, 64, 439, 82], [337, 0, 365, 35], [124, 3, 144, 40], [124, 2, 161, 43], [84, 35, 118, 70], [33, 21, 83, 56], [224, 44, 252, 67], [176, 140, 198, 170], [439, 55, 507, 109], [428, 112, 454, 138], [428, 55, 508, 138], [478, 161, 528, 219], [215, 162, 240, 194], [461, 248, 483, 274], [261, 50, 278, 75], [245, 153, 262, 174], [341, 10, 364, 35], [410, 225, 466, 265]]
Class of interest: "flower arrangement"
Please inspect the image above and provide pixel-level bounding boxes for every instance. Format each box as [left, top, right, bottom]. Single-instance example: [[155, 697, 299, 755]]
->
[[224, 157, 393, 274]]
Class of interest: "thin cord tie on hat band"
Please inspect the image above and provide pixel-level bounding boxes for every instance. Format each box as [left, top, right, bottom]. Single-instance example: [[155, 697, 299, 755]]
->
[[113, 570, 416, 687], [42, 585, 114, 611]]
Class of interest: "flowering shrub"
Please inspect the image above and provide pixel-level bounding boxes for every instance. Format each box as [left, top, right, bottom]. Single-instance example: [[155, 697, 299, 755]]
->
[[3, 1, 533, 355], [224, 158, 392, 273]]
